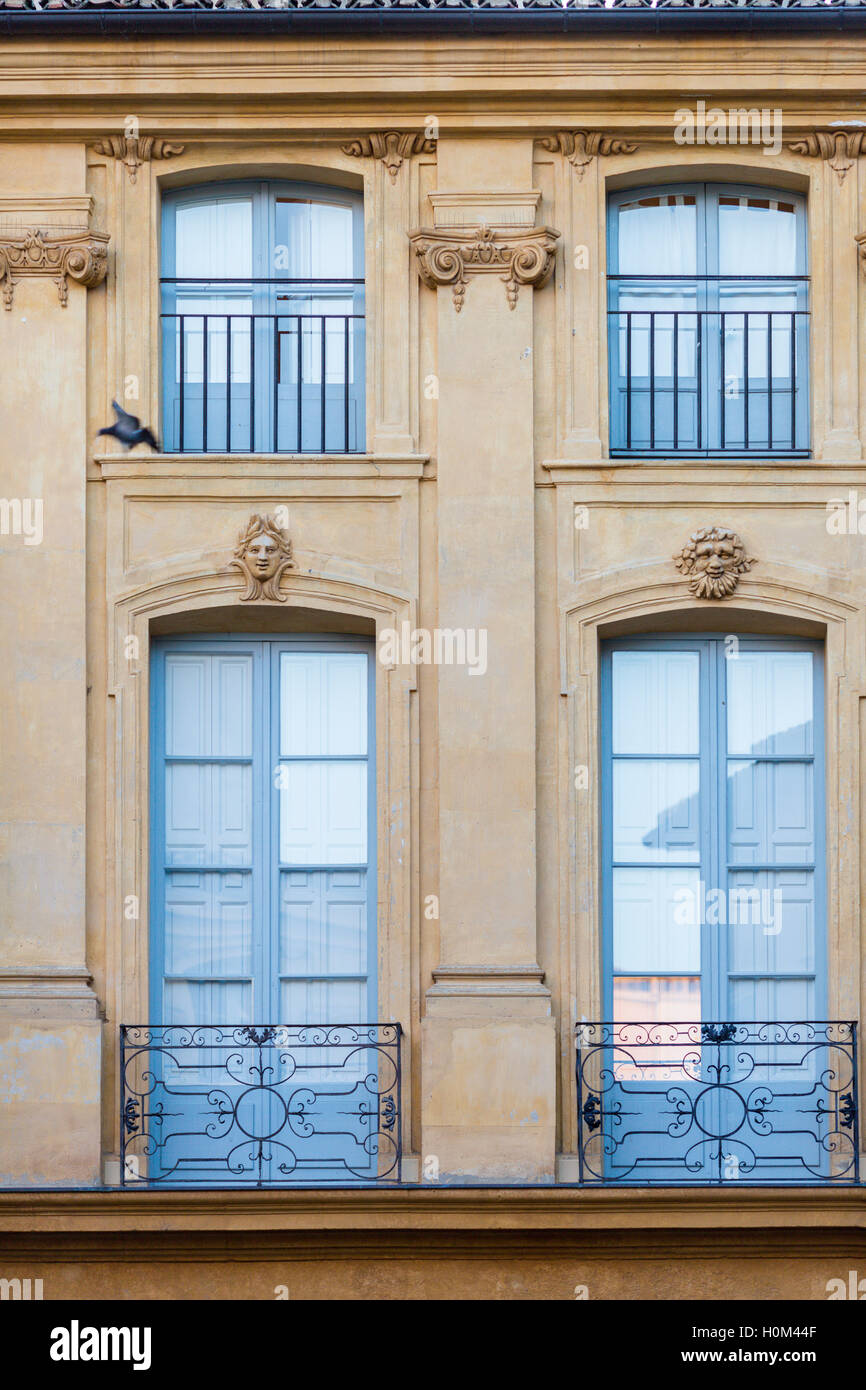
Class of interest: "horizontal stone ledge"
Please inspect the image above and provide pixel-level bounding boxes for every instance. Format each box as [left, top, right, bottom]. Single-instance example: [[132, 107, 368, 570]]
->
[[94, 453, 429, 479], [1, 1183, 866, 1242], [428, 962, 551, 1001], [0, 968, 100, 1019]]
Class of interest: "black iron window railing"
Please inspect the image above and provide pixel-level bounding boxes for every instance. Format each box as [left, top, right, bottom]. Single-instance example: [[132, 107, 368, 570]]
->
[[160, 277, 365, 454], [120, 1023, 401, 1186], [608, 276, 810, 457], [576, 1020, 859, 1186]]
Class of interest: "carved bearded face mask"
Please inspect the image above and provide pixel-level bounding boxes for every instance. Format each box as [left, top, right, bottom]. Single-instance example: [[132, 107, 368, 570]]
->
[[674, 527, 756, 600]]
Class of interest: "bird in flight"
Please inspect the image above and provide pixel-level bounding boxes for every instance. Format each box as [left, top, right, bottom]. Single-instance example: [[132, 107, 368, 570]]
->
[[98, 401, 159, 451]]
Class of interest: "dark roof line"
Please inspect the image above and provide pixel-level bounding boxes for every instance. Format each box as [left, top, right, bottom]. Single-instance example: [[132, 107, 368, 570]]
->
[[2, 0, 866, 40]]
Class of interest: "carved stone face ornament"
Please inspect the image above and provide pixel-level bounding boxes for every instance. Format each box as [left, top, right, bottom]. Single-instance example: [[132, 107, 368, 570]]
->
[[245, 535, 281, 582], [674, 526, 757, 600], [231, 514, 296, 602]]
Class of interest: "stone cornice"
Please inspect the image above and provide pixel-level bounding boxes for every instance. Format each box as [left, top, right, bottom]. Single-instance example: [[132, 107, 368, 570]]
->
[[788, 128, 866, 181], [91, 133, 185, 183], [341, 130, 436, 183], [408, 221, 559, 312], [0, 225, 109, 308], [0, 1186, 864, 1234], [536, 129, 639, 177]]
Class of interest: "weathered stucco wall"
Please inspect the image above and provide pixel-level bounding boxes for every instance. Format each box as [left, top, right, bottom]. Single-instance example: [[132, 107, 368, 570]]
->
[[0, 23, 865, 1288]]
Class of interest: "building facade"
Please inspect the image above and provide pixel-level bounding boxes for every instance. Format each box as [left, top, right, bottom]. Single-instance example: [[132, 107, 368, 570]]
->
[[1, 0, 866, 1299]]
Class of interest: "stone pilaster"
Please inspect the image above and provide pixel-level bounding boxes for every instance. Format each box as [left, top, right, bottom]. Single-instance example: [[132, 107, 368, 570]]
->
[[0, 168, 103, 1185], [412, 145, 559, 1182], [344, 130, 436, 454], [792, 130, 863, 459]]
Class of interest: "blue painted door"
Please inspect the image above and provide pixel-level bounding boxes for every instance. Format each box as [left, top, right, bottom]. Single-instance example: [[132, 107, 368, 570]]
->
[[596, 637, 830, 1182], [146, 635, 378, 1184]]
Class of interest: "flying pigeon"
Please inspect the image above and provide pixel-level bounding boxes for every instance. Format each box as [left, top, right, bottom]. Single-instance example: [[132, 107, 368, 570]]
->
[[98, 401, 159, 451]]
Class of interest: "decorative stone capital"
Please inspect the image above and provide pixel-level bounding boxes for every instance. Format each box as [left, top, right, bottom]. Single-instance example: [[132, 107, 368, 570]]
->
[[230, 513, 297, 602], [0, 226, 109, 309], [537, 130, 639, 179], [788, 130, 866, 183], [91, 134, 185, 184], [341, 131, 436, 184], [674, 526, 757, 600], [408, 222, 559, 312]]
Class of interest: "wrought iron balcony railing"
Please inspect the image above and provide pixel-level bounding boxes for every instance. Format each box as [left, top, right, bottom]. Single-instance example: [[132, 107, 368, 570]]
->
[[608, 304, 810, 457], [576, 1021, 859, 1185], [161, 299, 365, 454], [120, 1023, 402, 1186]]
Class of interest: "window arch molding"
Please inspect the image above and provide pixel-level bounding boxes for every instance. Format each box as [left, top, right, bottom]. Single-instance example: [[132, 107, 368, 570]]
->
[[105, 565, 417, 1168], [557, 567, 864, 1156], [603, 161, 809, 200]]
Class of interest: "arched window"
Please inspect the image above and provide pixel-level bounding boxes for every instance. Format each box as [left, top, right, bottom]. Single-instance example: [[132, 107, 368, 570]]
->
[[607, 184, 809, 457], [161, 180, 365, 453]]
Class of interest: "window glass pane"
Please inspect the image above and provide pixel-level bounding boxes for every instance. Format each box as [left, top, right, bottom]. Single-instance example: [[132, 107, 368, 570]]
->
[[279, 869, 367, 976], [163, 979, 252, 1028], [717, 195, 797, 278], [280, 977, 366, 1026], [279, 761, 367, 865], [612, 759, 700, 863], [611, 649, 699, 755], [727, 759, 814, 865], [617, 194, 697, 277], [726, 651, 813, 755], [612, 866, 701, 973], [726, 870, 814, 976], [729, 976, 814, 1025], [613, 975, 701, 1024], [164, 764, 252, 868], [280, 652, 367, 756], [175, 197, 253, 279], [610, 977, 702, 1078], [173, 303, 253, 385], [164, 871, 252, 977], [274, 198, 353, 280], [165, 653, 252, 757]]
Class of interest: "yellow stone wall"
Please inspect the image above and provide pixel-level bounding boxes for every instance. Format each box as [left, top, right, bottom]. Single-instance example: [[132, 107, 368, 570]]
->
[[1, 24, 866, 1291]]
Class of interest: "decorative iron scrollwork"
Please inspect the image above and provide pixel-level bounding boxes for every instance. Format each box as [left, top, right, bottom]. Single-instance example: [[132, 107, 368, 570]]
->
[[120, 1023, 402, 1187], [575, 1021, 859, 1186], [582, 1094, 602, 1133], [701, 1022, 738, 1044], [123, 1097, 140, 1137]]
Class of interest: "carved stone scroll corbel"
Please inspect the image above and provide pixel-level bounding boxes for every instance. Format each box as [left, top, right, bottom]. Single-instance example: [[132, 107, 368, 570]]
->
[[788, 130, 866, 184], [91, 134, 185, 185], [341, 131, 436, 185], [408, 222, 559, 313], [536, 131, 639, 180], [0, 227, 109, 309]]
